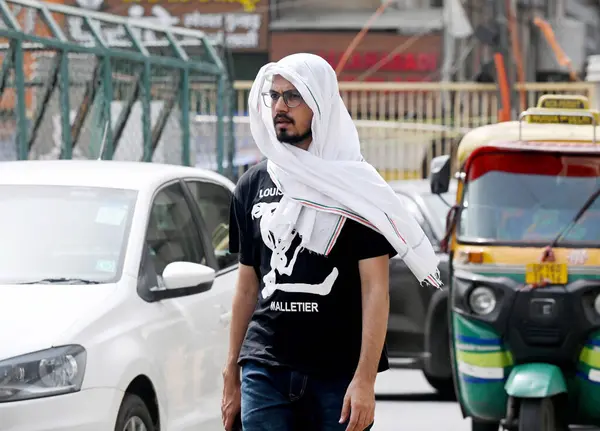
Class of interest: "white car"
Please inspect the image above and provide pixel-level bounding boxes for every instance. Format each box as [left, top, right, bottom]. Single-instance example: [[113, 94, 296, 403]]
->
[[0, 160, 239, 431]]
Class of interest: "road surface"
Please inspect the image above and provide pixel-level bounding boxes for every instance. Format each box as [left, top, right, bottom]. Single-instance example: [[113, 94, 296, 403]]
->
[[374, 370, 600, 431], [374, 369, 470, 431]]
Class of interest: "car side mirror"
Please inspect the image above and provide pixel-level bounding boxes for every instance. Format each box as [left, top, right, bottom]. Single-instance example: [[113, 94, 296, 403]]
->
[[430, 155, 451, 195], [152, 262, 215, 301], [163, 261, 215, 289]]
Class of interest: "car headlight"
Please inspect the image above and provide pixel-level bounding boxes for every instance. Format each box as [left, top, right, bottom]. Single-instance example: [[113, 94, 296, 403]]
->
[[0, 345, 86, 403], [468, 286, 497, 316], [594, 294, 600, 315]]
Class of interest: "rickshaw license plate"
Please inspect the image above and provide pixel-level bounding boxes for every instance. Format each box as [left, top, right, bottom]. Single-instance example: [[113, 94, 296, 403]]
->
[[525, 263, 568, 284]]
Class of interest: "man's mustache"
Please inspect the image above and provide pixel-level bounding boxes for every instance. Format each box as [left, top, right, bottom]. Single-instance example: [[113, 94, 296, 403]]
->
[[274, 114, 294, 124]]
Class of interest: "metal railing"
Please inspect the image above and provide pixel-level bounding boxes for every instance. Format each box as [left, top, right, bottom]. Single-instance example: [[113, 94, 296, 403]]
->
[[190, 80, 596, 180], [0, 0, 234, 173]]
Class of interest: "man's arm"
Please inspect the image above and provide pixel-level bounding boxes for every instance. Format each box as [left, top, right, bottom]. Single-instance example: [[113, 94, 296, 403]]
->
[[224, 264, 259, 373], [340, 252, 390, 430], [222, 264, 258, 430], [224, 180, 258, 375], [354, 254, 390, 382], [222, 177, 259, 430]]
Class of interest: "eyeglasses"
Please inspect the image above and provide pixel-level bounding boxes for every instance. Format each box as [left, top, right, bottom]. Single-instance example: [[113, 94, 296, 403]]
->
[[261, 90, 304, 108]]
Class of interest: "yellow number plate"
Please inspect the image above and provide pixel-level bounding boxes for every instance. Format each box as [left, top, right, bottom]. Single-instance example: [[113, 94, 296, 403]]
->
[[525, 263, 568, 284]]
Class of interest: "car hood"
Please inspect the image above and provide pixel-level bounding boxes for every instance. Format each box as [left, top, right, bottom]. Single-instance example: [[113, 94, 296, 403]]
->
[[0, 283, 118, 361]]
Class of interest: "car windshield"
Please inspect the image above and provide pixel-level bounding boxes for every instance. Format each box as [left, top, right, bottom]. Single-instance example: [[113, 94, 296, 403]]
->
[[0, 185, 137, 284], [458, 151, 600, 245]]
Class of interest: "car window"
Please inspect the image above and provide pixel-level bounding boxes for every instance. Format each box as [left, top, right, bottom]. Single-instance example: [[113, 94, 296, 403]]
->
[[396, 193, 438, 245], [185, 180, 238, 270], [145, 182, 206, 276]]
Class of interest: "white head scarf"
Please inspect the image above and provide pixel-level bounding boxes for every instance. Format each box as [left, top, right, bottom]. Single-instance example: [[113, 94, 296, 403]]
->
[[248, 53, 442, 288]]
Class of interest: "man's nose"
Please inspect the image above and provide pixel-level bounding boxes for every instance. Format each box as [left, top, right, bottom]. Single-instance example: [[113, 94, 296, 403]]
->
[[274, 95, 288, 112]]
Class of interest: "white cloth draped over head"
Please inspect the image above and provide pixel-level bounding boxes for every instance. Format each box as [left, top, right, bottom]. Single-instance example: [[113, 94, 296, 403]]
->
[[248, 53, 443, 288]]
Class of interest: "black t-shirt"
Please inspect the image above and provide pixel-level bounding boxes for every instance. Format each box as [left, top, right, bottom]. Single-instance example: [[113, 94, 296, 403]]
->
[[229, 160, 397, 378]]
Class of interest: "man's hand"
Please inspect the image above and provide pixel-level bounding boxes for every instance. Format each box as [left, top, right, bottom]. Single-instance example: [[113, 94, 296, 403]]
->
[[221, 366, 241, 431], [339, 376, 375, 431]]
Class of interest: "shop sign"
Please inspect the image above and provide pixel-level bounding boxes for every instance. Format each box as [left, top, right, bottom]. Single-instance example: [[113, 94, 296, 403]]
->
[[66, 0, 268, 50]]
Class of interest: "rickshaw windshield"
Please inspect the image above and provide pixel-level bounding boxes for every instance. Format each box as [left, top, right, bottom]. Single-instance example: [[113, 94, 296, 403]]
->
[[458, 151, 600, 245]]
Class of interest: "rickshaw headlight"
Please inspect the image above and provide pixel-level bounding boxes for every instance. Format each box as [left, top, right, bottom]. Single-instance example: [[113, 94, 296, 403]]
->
[[468, 286, 497, 315], [594, 294, 600, 315]]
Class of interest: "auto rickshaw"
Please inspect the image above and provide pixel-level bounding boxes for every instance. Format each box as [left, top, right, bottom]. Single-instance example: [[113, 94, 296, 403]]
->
[[430, 94, 600, 431]]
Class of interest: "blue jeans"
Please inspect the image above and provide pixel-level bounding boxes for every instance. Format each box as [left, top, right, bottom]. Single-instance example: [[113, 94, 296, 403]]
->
[[240, 360, 374, 431]]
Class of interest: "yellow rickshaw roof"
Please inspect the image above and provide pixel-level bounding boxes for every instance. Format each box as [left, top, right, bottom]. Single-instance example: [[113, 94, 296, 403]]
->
[[456, 121, 600, 166], [457, 94, 600, 166]]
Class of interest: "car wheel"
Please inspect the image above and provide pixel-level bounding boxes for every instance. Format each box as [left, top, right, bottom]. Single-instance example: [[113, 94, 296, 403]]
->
[[115, 393, 155, 431], [424, 288, 452, 379], [471, 419, 500, 431], [423, 371, 456, 400]]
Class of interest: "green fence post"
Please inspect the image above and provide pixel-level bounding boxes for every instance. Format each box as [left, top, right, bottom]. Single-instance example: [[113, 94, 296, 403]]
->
[[41, 4, 71, 159], [180, 67, 190, 166], [141, 61, 152, 162], [216, 75, 225, 175], [13, 39, 27, 160], [59, 51, 72, 159], [102, 55, 113, 159]]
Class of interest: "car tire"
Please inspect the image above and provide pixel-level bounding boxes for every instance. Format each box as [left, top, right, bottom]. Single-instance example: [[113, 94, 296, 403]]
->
[[423, 371, 455, 400], [424, 288, 452, 379], [471, 419, 500, 431], [115, 393, 155, 431]]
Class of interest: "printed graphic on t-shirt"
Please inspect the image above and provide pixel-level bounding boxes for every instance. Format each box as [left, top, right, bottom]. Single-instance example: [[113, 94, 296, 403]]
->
[[252, 186, 339, 312], [232, 161, 393, 375]]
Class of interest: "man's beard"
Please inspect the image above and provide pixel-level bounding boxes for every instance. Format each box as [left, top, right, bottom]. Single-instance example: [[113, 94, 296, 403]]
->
[[273, 113, 312, 145], [277, 127, 312, 145]]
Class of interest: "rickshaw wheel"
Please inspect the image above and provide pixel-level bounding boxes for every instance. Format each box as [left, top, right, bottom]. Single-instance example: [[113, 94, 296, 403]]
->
[[471, 419, 500, 431], [518, 398, 555, 431]]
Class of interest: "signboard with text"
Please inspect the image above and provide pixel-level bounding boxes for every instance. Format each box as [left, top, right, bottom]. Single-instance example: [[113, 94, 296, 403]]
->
[[270, 32, 442, 82], [66, 0, 269, 51]]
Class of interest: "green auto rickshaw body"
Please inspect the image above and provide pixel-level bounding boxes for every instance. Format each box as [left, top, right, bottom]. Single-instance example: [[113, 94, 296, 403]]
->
[[450, 268, 600, 426], [435, 94, 600, 429]]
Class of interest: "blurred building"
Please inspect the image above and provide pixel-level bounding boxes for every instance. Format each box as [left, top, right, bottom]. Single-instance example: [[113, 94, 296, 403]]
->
[[462, 0, 600, 83], [269, 0, 445, 82], [58, 0, 600, 84], [532, 0, 600, 82], [63, 0, 270, 80]]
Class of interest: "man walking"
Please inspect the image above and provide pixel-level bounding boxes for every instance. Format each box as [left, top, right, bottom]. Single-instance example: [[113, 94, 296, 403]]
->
[[221, 53, 442, 431]]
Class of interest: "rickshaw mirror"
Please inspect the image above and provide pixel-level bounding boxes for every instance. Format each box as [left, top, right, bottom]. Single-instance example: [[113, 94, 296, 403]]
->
[[430, 155, 451, 195]]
